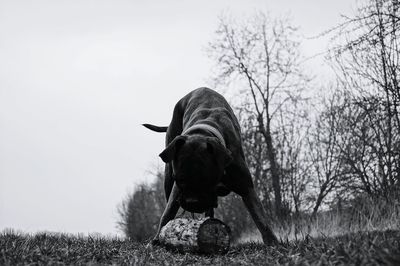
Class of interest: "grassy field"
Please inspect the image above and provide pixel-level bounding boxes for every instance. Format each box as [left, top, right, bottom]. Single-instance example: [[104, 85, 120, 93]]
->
[[1, 229, 400, 265]]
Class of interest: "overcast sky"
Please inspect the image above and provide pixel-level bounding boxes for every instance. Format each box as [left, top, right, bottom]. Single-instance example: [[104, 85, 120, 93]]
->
[[0, 0, 356, 236]]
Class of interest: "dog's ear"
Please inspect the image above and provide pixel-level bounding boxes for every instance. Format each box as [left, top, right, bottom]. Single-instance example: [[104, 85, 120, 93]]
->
[[206, 138, 232, 166], [159, 135, 187, 163]]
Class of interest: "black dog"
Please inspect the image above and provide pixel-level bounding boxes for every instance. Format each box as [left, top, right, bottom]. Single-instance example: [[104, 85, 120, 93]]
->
[[143, 87, 277, 245]]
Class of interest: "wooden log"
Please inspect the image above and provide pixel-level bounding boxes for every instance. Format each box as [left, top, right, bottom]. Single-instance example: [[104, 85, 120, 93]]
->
[[159, 217, 231, 254]]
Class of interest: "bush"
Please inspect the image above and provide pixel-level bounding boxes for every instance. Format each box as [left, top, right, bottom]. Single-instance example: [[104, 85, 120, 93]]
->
[[117, 173, 165, 242]]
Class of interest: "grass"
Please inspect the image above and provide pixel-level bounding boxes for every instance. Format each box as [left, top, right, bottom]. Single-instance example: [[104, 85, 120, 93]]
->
[[2, 197, 399, 265], [1, 229, 400, 265]]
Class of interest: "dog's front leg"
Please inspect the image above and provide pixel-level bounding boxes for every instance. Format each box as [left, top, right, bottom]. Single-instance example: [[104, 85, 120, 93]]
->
[[151, 183, 181, 245], [242, 187, 278, 245]]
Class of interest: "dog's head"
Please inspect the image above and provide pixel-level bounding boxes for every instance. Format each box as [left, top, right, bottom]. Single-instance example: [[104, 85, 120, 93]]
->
[[159, 135, 232, 213]]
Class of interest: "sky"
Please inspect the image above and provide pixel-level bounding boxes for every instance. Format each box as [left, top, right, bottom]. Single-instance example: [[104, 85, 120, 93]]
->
[[0, 0, 356, 236]]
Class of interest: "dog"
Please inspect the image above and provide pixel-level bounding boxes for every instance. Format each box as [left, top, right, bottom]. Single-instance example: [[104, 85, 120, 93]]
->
[[143, 87, 278, 245]]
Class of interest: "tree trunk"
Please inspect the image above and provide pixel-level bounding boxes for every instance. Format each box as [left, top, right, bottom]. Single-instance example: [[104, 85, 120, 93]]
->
[[264, 130, 282, 218], [312, 182, 329, 217], [312, 192, 324, 218], [159, 218, 231, 254]]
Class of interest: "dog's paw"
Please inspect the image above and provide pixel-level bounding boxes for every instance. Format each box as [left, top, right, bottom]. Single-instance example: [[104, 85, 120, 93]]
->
[[262, 236, 279, 246]]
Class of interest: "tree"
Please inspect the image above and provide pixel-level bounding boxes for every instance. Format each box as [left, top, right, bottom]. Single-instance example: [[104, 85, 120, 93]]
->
[[275, 102, 312, 215], [306, 88, 350, 215], [208, 12, 310, 217], [236, 106, 273, 211], [330, 0, 400, 197]]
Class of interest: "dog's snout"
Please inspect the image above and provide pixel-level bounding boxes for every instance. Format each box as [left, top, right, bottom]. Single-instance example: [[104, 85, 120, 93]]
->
[[181, 197, 206, 213]]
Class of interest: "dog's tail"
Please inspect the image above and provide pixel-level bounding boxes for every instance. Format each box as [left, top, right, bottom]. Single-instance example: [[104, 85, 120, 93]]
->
[[142, 123, 168, 132]]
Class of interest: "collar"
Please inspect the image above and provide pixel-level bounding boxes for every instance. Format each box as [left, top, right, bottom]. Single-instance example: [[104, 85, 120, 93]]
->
[[182, 123, 226, 147]]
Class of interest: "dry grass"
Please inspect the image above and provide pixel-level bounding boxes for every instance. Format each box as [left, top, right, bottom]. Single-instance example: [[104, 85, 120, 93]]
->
[[239, 196, 400, 244], [2, 197, 399, 265], [1, 228, 400, 265]]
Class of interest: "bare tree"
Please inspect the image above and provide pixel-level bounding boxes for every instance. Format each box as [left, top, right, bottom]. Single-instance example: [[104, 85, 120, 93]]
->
[[208, 12, 310, 217], [329, 0, 400, 196], [334, 92, 400, 197], [275, 99, 312, 215], [306, 88, 352, 215], [236, 105, 273, 211]]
